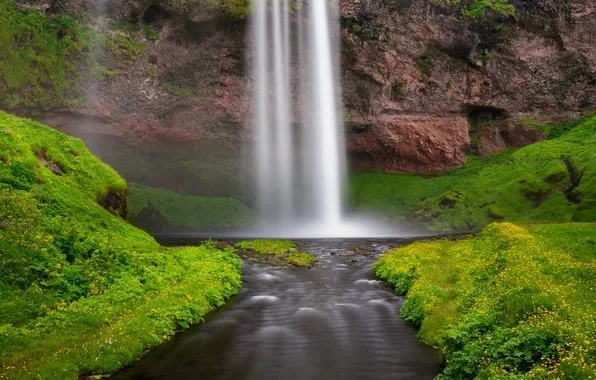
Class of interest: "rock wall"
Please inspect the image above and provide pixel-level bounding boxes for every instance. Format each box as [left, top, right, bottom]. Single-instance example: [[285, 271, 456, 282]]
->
[[6, 0, 596, 176], [340, 0, 595, 171]]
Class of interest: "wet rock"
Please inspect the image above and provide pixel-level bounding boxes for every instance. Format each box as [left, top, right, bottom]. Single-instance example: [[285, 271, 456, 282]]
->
[[36, 150, 64, 176], [474, 125, 508, 155], [130, 202, 170, 232], [98, 188, 128, 220]]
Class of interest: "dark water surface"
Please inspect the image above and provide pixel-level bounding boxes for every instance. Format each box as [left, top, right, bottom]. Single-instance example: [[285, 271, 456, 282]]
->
[[112, 239, 441, 380]]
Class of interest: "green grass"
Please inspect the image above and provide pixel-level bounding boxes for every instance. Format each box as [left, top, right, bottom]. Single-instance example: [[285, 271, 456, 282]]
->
[[286, 252, 318, 268], [350, 115, 596, 232], [0, 112, 242, 379], [128, 183, 255, 230], [374, 222, 596, 378], [234, 239, 295, 255]]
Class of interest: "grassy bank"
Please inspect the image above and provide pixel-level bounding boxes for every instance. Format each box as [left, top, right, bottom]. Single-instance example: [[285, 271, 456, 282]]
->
[[350, 115, 596, 232], [128, 183, 254, 230], [374, 222, 596, 378], [0, 112, 242, 379]]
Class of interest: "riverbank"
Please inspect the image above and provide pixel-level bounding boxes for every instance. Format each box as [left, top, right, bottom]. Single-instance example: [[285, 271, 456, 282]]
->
[[374, 222, 596, 378], [0, 112, 242, 379]]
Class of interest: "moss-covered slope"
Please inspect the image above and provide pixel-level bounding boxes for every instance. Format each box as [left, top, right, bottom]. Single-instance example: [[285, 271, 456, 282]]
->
[[0, 112, 242, 379], [374, 222, 596, 378], [350, 115, 596, 232], [129, 183, 254, 231]]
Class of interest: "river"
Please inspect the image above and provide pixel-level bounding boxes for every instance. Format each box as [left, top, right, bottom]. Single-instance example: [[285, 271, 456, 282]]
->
[[112, 238, 441, 379]]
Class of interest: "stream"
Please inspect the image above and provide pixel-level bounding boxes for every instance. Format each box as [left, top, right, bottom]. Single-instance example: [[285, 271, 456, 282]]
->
[[112, 239, 442, 379]]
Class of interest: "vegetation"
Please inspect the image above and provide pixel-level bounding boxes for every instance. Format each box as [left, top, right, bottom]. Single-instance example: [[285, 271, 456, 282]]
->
[[374, 222, 596, 378], [234, 240, 318, 269], [128, 183, 255, 230], [0, 1, 93, 111], [163, 0, 249, 20], [0, 1, 156, 112], [235, 240, 295, 255], [0, 112, 242, 379], [160, 82, 204, 101], [142, 25, 159, 41], [429, 0, 517, 21], [103, 32, 146, 62], [350, 115, 596, 232], [286, 252, 318, 269]]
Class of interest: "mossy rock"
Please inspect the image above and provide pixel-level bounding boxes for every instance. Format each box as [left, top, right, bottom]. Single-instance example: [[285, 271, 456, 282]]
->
[[234, 239, 295, 255], [519, 177, 549, 201], [234, 240, 318, 269], [286, 252, 318, 269], [488, 204, 506, 219], [544, 164, 568, 184]]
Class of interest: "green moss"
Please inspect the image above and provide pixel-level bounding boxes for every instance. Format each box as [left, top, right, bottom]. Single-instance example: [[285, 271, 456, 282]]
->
[[145, 63, 157, 78], [163, 0, 249, 20], [128, 183, 255, 229], [544, 164, 568, 183], [142, 25, 159, 40], [374, 222, 596, 378], [415, 45, 437, 84], [0, 1, 94, 111], [516, 117, 586, 140], [160, 82, 204, 101], [519, 176, 549, 201], [429, 0, 517, 22], [235, 240, 295, 255], [350, 115, 596, 232], [104, 33, 145, 62], [91, 63, 118, 80], [0, 112, 242, 379], [285, 252, 318, 269]]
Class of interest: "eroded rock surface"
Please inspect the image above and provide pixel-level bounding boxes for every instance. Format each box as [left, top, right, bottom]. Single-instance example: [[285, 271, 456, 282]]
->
[[348, 115, 470, 172], [12, 0, 596, 177]]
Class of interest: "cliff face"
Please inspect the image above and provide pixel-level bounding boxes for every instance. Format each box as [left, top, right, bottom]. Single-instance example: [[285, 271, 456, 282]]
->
[[5, 0, 596, 177], [340, 0, 595, 171]]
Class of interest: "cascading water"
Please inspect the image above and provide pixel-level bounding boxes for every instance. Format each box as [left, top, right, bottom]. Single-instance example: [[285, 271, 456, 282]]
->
[[253, 0, 348, 237]]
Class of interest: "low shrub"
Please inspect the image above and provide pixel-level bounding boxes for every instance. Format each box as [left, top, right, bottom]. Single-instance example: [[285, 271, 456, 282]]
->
[[374, 222, 596, 378]]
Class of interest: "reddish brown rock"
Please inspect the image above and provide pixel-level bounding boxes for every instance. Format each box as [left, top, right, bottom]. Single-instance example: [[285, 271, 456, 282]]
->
[[502, 124, 547, 148], [347, 115, 470, 173], [476, 127, 507, 156], [13, 0, 594, 182]]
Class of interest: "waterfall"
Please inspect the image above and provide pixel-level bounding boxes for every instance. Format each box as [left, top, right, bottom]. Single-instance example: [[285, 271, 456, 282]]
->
[[252, 0, 347, 236]]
